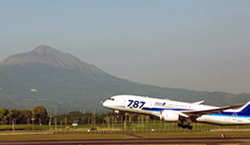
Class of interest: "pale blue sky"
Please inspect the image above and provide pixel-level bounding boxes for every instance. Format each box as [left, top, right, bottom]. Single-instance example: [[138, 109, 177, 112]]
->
[[1, 0, 250, 94]]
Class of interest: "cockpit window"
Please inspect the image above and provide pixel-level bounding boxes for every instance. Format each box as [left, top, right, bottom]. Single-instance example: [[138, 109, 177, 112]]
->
[[108, 98, 115, 101]]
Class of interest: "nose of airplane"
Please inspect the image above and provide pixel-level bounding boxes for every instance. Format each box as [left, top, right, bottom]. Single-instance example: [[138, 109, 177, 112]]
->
[[102, 100, 108, 107]]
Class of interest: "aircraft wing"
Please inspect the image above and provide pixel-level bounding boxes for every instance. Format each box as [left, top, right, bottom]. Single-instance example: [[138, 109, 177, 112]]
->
[[192, 100, 204, 105], [181, 104, 244, 117]]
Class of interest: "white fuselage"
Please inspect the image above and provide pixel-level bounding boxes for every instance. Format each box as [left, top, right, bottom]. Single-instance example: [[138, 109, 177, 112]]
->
[[102, 95, 250, 125]]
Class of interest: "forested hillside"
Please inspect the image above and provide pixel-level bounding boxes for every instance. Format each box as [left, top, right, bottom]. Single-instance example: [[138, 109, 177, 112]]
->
[[0, 45, 249, 113]]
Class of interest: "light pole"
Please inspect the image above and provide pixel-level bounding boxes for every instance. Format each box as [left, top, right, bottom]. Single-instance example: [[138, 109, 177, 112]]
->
[[49, 116, 52, 131], [55, 117, 57, 130], [12, 119, 15, 131], [107, 117, 110, 129], [112, 117, 114, 131], [31, 118, 35, 131]]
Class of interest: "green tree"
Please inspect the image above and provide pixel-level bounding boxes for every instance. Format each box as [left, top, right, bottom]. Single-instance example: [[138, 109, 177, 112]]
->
[[0, 108, 12, 124], [20, 109, 32, 124], [33, 106, 48, 124], [11, 109, 22, 124]]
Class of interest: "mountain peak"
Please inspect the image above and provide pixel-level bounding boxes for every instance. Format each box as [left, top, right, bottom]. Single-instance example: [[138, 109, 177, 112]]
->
[[32, 45, 57, 54], [0, 45, 103, 73], [30, 45, 67, 57]]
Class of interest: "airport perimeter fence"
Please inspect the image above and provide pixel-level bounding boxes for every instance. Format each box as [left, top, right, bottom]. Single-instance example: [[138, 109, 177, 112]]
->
[[51, 122, 250, 134], [54, 129, 208, 135], [52, 125, 213, 134], [1, 120, 250, 134]]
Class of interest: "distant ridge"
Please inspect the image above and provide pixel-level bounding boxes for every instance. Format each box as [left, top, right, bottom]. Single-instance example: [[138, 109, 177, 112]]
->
[[0, 45, 103, 73], [0, 45, 249, 113]]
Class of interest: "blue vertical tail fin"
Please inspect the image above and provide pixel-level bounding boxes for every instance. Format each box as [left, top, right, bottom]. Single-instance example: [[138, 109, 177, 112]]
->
[[237, 101, 250, 116]]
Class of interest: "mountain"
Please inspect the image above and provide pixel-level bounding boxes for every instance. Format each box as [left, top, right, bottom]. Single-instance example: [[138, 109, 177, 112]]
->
[[0, 45, 102, 73], [0, 45, 249, 113]]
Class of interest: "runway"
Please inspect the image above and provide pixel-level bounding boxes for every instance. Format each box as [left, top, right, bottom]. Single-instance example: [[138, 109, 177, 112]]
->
[[0, 138, 250, 145]]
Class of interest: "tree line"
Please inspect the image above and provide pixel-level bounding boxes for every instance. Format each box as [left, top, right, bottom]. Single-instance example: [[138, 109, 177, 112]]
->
[[1, 106, 150, 126], [0, 106, 48, 125], [0, 106, 120, 125]]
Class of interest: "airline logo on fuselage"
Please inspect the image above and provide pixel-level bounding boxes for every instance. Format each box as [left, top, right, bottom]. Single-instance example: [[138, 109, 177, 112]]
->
[[154, 102, 166, 106], [154, 102, 191, 109]]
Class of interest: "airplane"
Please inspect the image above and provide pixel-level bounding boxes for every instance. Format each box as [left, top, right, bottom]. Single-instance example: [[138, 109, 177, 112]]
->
[[102, 94, 250, 129]]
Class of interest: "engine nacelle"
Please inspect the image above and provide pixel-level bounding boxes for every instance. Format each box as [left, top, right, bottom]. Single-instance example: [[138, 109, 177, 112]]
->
[[160, 110, 179, 122]]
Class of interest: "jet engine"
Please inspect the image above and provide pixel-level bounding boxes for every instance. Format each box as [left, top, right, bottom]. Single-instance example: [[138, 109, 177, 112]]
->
[[160, 110, 179, 121]]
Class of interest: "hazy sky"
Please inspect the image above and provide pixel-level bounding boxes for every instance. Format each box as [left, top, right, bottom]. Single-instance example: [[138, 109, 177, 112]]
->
[[1, 0, 250, 94]]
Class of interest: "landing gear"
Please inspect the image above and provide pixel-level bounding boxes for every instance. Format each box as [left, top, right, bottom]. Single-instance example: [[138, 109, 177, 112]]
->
[[177, 120, 193, 130], [114, 110, 119, 117], [188, 126, 193, 130]]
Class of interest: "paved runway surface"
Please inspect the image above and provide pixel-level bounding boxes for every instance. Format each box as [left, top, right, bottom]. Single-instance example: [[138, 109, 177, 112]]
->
[[0, 138, 250, 145]]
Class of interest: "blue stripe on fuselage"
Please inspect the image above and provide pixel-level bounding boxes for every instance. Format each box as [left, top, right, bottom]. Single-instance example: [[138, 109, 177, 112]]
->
[[142, 107, 190, 112], [118, 105, 191, 112], [118, 106, 250, 118]]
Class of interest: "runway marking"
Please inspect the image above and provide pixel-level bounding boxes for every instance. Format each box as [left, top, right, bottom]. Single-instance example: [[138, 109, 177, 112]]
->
[[124, 133, 145, 138]]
